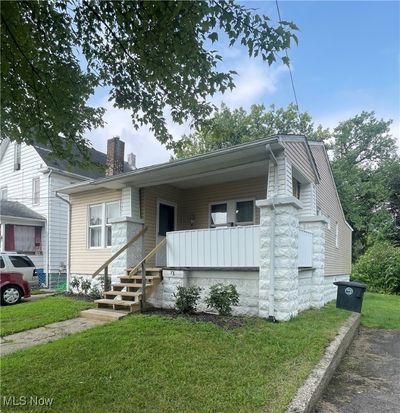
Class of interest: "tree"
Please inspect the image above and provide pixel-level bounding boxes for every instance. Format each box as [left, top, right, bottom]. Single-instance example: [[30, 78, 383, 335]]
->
[[1, 0, 298, 167], [174, 103, 330, 157], [330, 112, 399, 259]]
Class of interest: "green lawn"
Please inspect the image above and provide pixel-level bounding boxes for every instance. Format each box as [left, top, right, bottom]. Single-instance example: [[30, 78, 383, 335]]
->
[[0, 296, 95, 337], [0, 303, 349, 413], [361, 292, 400, 329]]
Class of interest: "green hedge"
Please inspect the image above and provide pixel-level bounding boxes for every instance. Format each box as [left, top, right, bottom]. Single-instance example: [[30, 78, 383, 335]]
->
[[352, 241, 400, 294]]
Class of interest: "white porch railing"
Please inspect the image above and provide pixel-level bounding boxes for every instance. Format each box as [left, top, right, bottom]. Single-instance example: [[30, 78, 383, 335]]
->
[[298, 230, 313, 267], [166, 225, 260, 268]]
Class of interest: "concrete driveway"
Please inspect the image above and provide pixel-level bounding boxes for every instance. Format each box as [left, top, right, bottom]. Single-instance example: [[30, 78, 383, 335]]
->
[[315, 327, 400, 413]]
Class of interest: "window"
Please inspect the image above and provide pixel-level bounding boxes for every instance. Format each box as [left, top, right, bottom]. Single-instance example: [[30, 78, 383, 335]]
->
[[14, 143, 21, 171], [88, 201, 120, 248], [292, 177, 301, 199], [9, 255, 35, 268], [32, 178, 40, 205], [210, 203, 228, 227], [89, 204, 103, 248], [4, 224, 42, 253], [0, 257, 4, 268], [0, 186, 7, 200], [236, 200, 254, 225], [335, 222, 339, 248], [209, 199, 255, 227], [106, 202, 120, 246]]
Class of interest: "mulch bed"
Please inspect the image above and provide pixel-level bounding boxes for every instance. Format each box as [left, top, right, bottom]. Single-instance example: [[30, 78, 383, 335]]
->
[[142, 307, 250, 330], [63, 291, 98, 302]]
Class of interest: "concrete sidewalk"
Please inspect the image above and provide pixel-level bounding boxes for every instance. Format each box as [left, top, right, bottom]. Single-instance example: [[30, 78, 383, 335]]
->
[[1, 317, 107, 356], [315, 328, 400, 413]]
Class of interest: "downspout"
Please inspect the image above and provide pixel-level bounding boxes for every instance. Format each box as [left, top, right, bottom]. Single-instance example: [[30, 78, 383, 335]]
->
[[265, 144, 278, 322], [46, 169, 53, 288], [56, 192, 71, 291]]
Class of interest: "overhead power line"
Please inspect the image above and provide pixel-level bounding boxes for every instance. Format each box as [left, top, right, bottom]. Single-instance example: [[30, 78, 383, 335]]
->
[[275, 0, 300, 113]]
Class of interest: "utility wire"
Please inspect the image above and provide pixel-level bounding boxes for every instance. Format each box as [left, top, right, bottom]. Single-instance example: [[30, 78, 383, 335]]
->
[[275, 0, 300, 113]]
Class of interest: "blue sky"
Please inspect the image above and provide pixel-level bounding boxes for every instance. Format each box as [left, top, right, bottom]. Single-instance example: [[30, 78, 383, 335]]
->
[[87, 1, 400, 167]]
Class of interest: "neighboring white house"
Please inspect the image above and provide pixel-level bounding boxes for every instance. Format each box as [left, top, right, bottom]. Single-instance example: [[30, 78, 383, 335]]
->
[[60, 135, 353, 321], [0, 137, 133, 288]]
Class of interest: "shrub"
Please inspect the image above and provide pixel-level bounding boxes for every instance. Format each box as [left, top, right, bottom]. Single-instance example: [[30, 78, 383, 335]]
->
[[80, 278, 92, 295], [174, 286, 202, 314], [352, 241, 400, 294], [205, 283, 239, 316], [70, 276, 80, 293]]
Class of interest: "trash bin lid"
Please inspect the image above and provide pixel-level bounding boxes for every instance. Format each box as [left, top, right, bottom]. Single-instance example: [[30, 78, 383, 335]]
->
[[333, 281, 367, 289]]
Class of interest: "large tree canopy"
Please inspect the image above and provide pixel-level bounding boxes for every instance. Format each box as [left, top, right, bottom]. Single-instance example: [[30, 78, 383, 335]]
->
[[174, 103, 330, 158], [1, 0, 298, 167]]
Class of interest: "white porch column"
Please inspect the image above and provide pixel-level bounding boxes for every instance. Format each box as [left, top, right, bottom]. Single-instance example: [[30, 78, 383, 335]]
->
[[299, 216, 329, 308], [257, 197, 302, 321]]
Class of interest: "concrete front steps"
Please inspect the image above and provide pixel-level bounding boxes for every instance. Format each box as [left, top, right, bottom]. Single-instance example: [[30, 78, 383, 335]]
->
[[80, 268, 162, 321]]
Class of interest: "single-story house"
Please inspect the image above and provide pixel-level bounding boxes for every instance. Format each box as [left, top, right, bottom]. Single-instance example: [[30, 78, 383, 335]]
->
[[59, 135, 352, 321]]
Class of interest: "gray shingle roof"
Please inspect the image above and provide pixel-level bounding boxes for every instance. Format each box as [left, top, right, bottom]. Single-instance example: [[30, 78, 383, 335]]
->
[[0, 200, 46, 221], [34, 145, 132, 179]]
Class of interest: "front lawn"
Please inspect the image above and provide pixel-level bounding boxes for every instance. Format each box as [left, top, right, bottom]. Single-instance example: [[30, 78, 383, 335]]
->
[[0, 303, 349, 413], [361, 292, 400, 329], [0, 296, 95, 337]]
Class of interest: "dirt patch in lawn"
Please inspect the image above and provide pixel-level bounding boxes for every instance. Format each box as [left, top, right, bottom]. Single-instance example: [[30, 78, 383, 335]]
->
[[143, 307, 250, 329]]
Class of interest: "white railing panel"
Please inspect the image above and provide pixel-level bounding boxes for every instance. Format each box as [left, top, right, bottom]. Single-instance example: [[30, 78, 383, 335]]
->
[[166, 225, 260, 268], [298, 230, 313, 267]]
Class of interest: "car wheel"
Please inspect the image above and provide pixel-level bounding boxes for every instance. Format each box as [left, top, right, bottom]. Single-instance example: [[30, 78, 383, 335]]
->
[[1, 286, 22, 305]]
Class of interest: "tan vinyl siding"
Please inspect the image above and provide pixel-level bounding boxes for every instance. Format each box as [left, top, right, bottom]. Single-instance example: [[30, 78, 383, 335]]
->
[[284, 141, 316, 183], [70, 188, 122, 275], [310, 144, 352, 275]]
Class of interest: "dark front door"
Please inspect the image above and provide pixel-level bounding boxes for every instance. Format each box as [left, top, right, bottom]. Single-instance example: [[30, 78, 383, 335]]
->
[[156, 202, 175, 266]]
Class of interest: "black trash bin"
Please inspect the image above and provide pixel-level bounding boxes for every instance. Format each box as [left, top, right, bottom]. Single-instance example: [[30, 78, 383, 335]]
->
[[333, 281, 367, 313]]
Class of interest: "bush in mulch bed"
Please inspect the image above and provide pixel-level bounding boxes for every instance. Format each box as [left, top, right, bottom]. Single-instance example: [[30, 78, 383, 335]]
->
[[142, 307, 249, 330]]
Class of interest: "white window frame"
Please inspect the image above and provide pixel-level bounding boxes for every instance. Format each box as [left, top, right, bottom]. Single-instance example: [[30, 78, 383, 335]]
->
[[32, 177, 40, 205], [209, 198, 255, 228], [88, 201, 121, 249], [14, 143, 21, 171], [335, 222, 339, 248], [0, 186, 7, 200]]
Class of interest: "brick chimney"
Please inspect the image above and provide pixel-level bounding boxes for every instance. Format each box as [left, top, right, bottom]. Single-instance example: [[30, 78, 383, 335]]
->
[[106, 137, 125, 176]]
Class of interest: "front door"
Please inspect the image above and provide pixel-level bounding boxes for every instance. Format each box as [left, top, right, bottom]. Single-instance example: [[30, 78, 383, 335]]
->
[[156, 201, 176, 267]]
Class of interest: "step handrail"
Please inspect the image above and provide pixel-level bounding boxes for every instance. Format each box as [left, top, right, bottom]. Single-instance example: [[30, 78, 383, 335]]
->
[[128, 237, 166, 277], [92, 226, 147, 278]]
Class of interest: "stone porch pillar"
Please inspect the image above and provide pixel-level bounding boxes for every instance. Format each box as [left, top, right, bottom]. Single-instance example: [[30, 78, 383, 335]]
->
[[257, 197, 302, 321], [299, 216, 329, 308], [110, 186, 144, 282]]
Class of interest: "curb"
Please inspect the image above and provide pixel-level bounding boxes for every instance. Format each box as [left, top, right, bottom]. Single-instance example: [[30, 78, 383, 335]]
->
[[286, 312, 361, 413]]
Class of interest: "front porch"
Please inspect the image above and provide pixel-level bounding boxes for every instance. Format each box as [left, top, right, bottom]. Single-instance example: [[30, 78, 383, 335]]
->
[[102, 139, 329, 321]]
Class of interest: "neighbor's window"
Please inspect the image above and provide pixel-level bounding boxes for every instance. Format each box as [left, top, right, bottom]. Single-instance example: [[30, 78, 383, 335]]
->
[[0, 186, 7, 200], [292, 177, 301, 199], [235, 200, 254, 225], [210, 203, 228, 227], [14, 143, 21, 171], [4, 224, 42, 253], [88, 201, 120, 248], [32, 177, 40, 205]]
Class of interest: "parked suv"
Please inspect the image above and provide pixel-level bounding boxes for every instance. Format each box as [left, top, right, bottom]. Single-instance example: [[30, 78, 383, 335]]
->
[[0, 254, 38, 285], [0, 271, 31, 305]]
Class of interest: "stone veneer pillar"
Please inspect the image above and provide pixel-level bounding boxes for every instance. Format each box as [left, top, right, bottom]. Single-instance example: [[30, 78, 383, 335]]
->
[[299, 216, 328, 308], [256, 196, 303, 321], [110, 216, 144, 283]]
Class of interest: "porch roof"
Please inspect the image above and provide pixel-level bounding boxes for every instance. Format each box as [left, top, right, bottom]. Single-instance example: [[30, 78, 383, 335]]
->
[[0, 200, 46, 225], [58, 135, 311, 194]]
